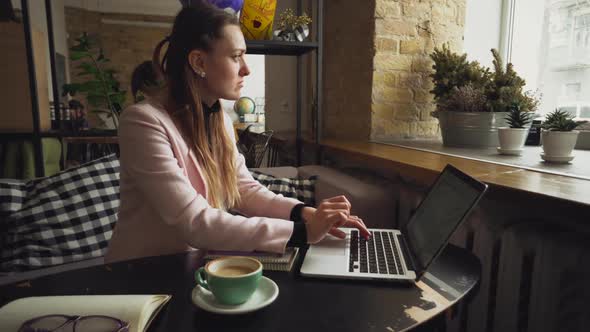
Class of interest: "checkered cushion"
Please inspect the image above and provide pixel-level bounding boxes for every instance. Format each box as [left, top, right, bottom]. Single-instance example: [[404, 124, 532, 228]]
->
[[0, 154, 120, 272], [250, 170, 316, 206]]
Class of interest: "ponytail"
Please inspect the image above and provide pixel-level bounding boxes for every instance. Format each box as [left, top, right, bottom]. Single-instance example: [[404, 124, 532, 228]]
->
[[152, 35, 170, 79], [150, 5, 241, 210]]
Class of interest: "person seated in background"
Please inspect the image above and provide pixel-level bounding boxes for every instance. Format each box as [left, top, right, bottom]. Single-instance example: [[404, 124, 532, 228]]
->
[[130, 60, 161, 102], [105, 0, 370, 264], [68, 99, 88, 131]]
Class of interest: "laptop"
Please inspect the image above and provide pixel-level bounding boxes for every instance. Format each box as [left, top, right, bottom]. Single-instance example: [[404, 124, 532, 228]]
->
[[300, 164, 488, 282]]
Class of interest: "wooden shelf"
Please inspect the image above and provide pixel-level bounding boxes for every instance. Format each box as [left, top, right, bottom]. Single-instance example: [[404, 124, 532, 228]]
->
[[246, 40, 318, 56], [0, 129, 117, 140], [53, 129, 117, 137], [0, 132, 36, 140]]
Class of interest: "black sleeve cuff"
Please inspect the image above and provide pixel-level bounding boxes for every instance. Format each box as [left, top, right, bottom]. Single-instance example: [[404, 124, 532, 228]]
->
[[290, 203, 311, 223], [287, 221, 308, 247]]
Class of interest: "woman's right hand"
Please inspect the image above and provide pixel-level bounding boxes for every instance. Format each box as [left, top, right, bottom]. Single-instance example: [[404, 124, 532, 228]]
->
[[305, 196, 369, 244]]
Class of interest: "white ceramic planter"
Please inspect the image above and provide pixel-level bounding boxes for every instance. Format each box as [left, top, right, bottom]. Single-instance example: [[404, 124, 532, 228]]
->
[[541, 130, 579, 162], [497, 127, 529, 155]]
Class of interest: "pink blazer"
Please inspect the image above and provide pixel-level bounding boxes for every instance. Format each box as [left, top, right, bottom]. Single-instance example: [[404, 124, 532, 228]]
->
[[104, 100, 300, 263]]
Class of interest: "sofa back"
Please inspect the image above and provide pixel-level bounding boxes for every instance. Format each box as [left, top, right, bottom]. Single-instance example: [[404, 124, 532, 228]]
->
[[253, 165, 397, 229]]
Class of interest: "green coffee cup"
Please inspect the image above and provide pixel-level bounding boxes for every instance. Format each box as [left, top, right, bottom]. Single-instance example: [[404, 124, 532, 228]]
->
[[195, 256, 262, 305]]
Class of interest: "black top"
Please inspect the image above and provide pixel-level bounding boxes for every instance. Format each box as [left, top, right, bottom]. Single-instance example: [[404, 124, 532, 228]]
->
[[202, 101, 221, 136], [202, 100, 221, 116], [287, 203, 309, 247]]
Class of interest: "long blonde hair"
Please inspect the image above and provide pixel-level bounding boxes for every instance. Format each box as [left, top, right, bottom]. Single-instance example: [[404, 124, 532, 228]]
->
[[152, 3, 240, 210]]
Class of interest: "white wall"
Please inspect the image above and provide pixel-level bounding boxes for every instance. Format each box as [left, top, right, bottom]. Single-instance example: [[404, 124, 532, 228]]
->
[[464, 0, 502, 66], [221, 54, 265, 120], [265, 0, 298, 133], [64, 0, 181, 16]]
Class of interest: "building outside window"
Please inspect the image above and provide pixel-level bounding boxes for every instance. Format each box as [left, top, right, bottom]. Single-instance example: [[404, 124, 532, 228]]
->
[[465, 0, 590, 120], [509, 0, 590, 120]]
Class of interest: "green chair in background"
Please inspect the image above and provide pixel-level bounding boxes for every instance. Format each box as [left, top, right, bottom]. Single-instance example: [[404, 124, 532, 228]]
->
[[1, 138, 62, 179]]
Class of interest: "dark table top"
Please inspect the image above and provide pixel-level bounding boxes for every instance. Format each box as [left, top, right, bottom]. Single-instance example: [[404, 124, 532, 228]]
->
[[0, 245, 480, 332]]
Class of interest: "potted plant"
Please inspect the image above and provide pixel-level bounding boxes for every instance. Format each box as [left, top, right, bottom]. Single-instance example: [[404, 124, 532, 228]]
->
[[62, 33, 126, 130], [430, 46, 537, 148], [497, 102, 534, 155], [540, 109, 587, 163]]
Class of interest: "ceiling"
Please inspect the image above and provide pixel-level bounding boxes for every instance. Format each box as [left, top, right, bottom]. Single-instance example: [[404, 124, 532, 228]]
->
[[63, 0, 182, 16]]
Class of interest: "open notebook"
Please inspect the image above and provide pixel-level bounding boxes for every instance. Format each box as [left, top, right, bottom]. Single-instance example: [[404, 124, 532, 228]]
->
[[205, 247, 299, 272], [0, 294, 171, 332]]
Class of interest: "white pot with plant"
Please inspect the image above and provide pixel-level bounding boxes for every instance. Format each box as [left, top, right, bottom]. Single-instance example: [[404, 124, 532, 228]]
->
[[497, 103, 534, 155], [540, 109, 587, 163]]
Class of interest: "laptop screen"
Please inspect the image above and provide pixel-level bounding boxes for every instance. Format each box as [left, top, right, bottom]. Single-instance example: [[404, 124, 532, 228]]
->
[[405, 165, 487, 275]]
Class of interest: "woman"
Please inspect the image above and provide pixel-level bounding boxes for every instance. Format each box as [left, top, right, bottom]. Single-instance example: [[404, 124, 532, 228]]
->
[[130, 60, 160, 102], [105, 1, 370, 263]]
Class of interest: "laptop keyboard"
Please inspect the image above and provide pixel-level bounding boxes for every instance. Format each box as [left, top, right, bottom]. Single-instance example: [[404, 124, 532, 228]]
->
[[349, 230, 405, 275]]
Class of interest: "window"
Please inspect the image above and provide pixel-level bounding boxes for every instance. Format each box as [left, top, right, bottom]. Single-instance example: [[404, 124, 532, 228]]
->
[[507, 0, 590, 120]]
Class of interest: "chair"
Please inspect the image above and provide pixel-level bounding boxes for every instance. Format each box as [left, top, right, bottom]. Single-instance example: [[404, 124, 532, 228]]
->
[[238, 129, 274, 168], [1, 138, 62, 179]]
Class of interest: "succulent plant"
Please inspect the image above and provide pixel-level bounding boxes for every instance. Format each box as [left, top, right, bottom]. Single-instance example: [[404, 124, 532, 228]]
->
[[505, 103, 534, 128], [542, 109, 587, 132]]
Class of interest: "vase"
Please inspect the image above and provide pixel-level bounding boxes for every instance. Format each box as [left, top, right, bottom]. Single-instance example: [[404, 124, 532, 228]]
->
[[432, 111, 510, 148], [497, 127, 529, 155], [541, 130, 579, 162]]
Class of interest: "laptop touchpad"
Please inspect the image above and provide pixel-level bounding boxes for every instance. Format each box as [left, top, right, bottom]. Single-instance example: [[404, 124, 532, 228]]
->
[[314, 237, 346, 256]]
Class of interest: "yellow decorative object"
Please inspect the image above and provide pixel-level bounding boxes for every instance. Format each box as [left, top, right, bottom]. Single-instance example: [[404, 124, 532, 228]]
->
[[239, 0, 277, 40]]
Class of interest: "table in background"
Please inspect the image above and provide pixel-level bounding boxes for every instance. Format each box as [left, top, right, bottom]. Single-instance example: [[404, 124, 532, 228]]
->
[[0, 245, 480, 332]]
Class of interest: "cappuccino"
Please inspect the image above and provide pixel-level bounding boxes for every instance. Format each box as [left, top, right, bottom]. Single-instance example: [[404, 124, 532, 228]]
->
[[217, 266, 255, 276]]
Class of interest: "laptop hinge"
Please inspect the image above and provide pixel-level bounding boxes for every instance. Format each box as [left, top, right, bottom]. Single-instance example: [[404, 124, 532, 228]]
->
[[398, 234, 417, 272]]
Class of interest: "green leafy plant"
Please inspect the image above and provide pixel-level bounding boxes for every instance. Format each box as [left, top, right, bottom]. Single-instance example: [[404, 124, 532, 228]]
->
[[62, 33, 126, 129], [430, 44, 490, 111], [542, 109, 587, 131], [505, 102, 534, 128]]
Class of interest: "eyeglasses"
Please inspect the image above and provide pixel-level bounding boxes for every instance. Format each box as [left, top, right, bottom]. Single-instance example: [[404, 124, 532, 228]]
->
[[18, 314, 129, 332]]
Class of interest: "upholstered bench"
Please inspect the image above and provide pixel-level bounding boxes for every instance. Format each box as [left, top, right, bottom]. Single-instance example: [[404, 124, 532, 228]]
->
[[252, 165, 397, 229], [1, 157, 396, 284]]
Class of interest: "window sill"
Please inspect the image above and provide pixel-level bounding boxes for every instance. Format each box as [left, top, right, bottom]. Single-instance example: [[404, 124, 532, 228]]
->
[[319, 138, 590, 207]]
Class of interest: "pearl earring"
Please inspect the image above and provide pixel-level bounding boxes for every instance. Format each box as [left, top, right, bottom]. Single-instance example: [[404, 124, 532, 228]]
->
[[192, 66, 206, 78]]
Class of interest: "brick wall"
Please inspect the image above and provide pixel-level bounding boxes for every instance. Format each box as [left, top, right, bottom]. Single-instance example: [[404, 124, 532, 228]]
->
[[65, 7, 171, 125], [323, 0, 466, 140]]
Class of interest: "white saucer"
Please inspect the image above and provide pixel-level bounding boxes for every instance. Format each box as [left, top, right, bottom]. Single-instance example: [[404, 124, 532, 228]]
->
[[497, 147, 523, 155], [540, 153, 574, 163], [191, 276, 279, 314]]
